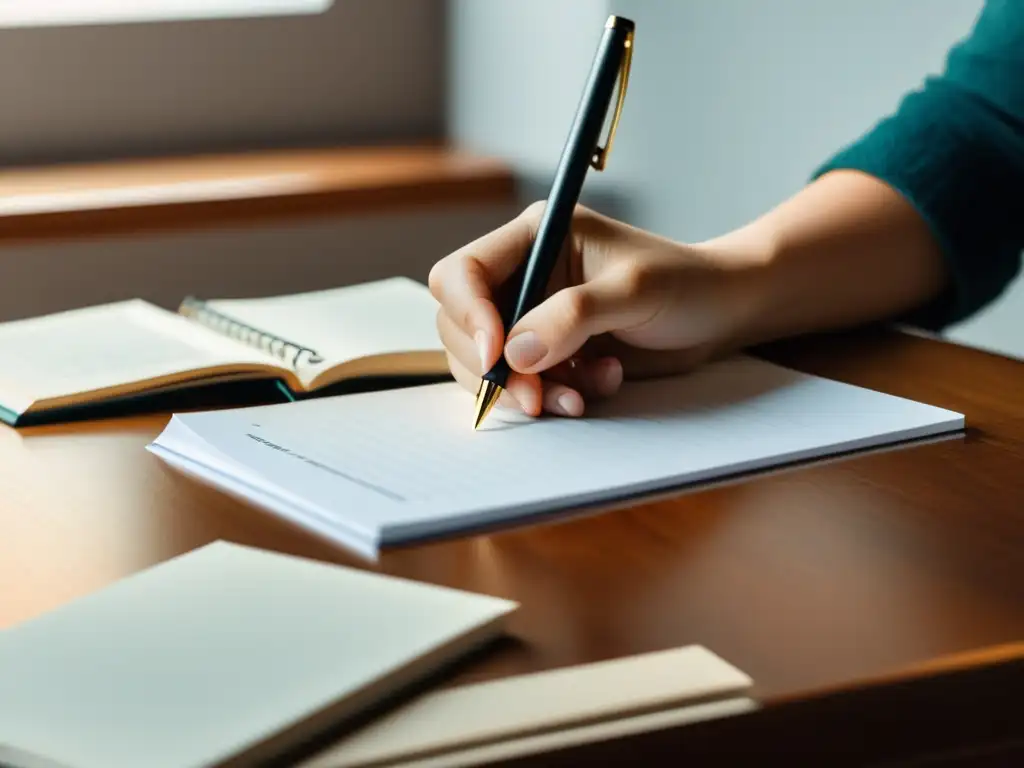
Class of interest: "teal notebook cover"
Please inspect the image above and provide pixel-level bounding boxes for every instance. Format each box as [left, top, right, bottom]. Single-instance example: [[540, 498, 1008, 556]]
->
[[0, 374, 451, 427]]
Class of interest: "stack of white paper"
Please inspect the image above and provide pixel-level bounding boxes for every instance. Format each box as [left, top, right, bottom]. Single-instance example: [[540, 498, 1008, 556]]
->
[[148, 355, 964, 559]]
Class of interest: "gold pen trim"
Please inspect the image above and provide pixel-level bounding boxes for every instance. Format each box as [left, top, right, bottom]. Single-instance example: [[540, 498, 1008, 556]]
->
[[591, 20, 635, 171], [473, 379, 502, 430]]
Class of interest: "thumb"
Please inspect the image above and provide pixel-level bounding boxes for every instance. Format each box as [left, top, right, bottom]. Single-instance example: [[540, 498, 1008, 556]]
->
[[503, 263, 654, 373]]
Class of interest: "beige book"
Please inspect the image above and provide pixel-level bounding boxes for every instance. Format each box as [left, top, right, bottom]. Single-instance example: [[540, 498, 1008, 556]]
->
[[300, 645, 755, 767], [0, 276, 447, 426], [0, 541, 517, 768]]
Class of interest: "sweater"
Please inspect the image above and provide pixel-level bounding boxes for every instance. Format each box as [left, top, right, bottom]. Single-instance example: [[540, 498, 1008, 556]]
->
[[813, 0, 1024, 330]]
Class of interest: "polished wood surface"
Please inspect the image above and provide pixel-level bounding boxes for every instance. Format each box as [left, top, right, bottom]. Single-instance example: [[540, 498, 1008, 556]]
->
[[0, 145, 516, 244], [2, 327, 1023, 760]]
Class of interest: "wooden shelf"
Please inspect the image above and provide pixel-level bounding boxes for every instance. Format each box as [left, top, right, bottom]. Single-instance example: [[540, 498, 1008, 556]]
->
[[0, 145, 517, 244]]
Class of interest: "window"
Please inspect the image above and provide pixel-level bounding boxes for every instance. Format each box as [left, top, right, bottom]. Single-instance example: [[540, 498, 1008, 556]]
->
[[0, 0, 332, 28], [0, 0, 442, 165]]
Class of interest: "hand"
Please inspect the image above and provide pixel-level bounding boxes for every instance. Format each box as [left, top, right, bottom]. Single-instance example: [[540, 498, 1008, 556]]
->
[[428, 202, 769, 417]]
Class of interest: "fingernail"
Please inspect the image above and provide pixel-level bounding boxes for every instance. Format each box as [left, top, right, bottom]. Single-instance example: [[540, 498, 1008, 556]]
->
[[475, 330, 488, 369], [505, 331, 547, 370], [505, 381, 539, 416], [594, 358, 623, 396], [557, 391, 583, 417]]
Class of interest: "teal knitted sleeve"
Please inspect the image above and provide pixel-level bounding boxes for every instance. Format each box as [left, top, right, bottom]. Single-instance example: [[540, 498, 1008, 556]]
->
[[812, 0, 1024, 330]]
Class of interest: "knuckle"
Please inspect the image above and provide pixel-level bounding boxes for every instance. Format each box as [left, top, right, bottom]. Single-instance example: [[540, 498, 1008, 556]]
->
[[458, 294, 483, 334], [562, 287, 595, 327], [461, 305, 476, 334], [615, 260, 651, 298], [567, 205, 605, 245], [427, 259, 446, 299], [521, 200, 547, 224], [521, 201, 595, 230], [572, 203, 595, 222]]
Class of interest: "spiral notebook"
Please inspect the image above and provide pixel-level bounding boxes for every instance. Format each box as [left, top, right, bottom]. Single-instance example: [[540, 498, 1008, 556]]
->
[[0, 277, 448, 426]]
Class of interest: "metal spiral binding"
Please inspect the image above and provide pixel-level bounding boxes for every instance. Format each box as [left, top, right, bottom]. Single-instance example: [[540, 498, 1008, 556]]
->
[[179, 296, 324, 370]]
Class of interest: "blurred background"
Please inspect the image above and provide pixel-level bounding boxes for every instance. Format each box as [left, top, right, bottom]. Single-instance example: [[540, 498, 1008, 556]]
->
[[2, 0, 1018, 359]]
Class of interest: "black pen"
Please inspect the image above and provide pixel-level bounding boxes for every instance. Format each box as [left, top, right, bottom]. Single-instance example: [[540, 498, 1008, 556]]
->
[[473, 14, 635, 429]]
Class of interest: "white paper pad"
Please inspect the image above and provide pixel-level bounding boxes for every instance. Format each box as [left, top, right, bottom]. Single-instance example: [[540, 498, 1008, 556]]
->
[[149, 355, 964, 558]]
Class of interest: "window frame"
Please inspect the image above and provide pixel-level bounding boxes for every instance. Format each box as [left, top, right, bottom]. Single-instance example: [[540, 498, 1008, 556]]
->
[[0, 0, 333, 28]]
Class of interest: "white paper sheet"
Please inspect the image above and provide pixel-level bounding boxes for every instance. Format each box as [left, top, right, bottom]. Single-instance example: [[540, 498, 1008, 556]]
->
[[149, 355, 964, 557]]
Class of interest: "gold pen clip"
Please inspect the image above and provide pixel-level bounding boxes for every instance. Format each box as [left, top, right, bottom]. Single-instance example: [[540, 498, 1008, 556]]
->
[[591, 17, 635, 171]]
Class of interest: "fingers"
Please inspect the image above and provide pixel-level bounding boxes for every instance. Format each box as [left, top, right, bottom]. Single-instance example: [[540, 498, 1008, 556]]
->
[[448, 349, 583, 418], [428, 205, 542, 369], [542, 381, 584, 418], [543, 355, 624, 401], [446, 352, 542, 415], [438, 309, 543, 416], [503, 262, 656, 374], [429, 202, 639, 417], [440, 307, 624, 417], [430, 255, 505, 372]]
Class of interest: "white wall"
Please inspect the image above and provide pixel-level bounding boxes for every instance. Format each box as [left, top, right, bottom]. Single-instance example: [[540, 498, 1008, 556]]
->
[[0, 206, 516, 323], [449, 1, 1022, 359]]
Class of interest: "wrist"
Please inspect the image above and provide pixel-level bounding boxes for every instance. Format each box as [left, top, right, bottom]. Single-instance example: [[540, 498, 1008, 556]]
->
[[696, 172, 950, 346], [689, 221, 784, 351]]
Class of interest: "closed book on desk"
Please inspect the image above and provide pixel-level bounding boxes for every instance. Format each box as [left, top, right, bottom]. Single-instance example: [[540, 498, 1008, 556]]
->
[[0, 276, 448, 426], [0, 541, 518, 768], [299, 645, 754, 767]]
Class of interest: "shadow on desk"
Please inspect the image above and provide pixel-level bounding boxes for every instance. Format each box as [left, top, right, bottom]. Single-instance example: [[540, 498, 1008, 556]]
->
[[431, 647, 1024, 767]]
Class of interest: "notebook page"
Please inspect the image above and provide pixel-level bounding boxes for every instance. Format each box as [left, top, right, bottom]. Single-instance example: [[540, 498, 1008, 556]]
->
[[0, 300, 280, 412], [156, 356, 964, 547], [201, 278, 443, 372]]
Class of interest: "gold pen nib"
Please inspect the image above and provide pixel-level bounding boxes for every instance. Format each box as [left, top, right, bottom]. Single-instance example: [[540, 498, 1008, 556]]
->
[[473, 379, 502, 430]]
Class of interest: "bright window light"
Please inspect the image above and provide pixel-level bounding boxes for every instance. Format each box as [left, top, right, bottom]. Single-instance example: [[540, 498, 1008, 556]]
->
[[0, 1, 333, 28]]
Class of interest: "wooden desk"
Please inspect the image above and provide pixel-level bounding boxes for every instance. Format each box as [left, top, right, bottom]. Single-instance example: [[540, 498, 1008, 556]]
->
[[2, 327, 1023, 765]]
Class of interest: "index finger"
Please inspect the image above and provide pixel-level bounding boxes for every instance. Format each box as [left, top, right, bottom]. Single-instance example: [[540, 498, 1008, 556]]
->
[[428, 205, 540, 368]]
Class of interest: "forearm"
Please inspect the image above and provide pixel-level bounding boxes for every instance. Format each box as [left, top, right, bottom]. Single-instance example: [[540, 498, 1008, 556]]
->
[[719, 1, 1024, 346], [705, 170, 949, 346]]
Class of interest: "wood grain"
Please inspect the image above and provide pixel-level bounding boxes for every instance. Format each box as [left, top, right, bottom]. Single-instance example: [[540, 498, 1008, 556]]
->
[[2, 326, 1022, 762], [0, 145, 517, 244]]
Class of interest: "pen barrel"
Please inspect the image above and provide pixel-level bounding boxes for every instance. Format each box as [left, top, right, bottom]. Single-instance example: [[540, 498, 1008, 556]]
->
[[486, 19, 632, 391], [512, 22, 631, 325]]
